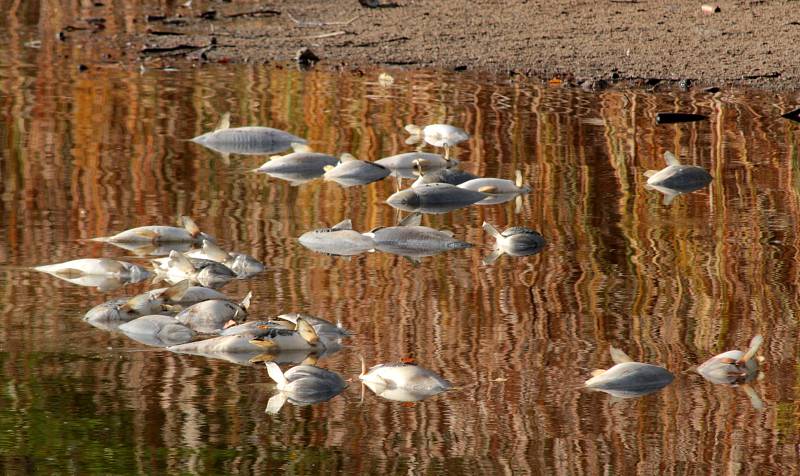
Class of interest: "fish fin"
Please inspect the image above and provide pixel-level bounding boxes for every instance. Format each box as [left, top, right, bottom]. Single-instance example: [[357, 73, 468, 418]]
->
[[610, 346, 633, 364], [662, 194, 676, 206], [120, 294, 146, 312], [331, 219, 352, 231], [249, 338, 278, 350], [221, 152, 230, 165], [296, 318, 320, 345], [134, 229, 159, 240], [323, 165, 335, 173], [482, 221, 502, 238], [54, 268, 85, 279], [301, 354, 319, 366], [358, 354, 367, 376], [265, 393, 288, 414], [291, 142, 311, 153], [265, 362, 288, 386], [201, 239, 231, 262], [269, 154, 283, 161], [643, 170, 657, 177], [738, 335, 763, 364], [515, 170, 523, 188], [168, 250, 195, 274], [162, 279, 190, 301], [515, 195, 523, 215], [215, 112, 230, 131], [181, 216, 201, 237], [590, 369, 606, 377], [340, 153, 358, 162], [757, 356, 765, 363], [478, 185, 498, 194], [483, 249, 503, 265], [404, 256, 421, 266], [440, 230, 454, 237], [404, 124, 422, 135], [740, 384, 764, 411], [162, 304, 182, 313], [397, 213, 422, 227], [240, 291, 253, 310], [412, 158, 427, 175], [664, 151, 680, 166], [151, 273, 165, 285]]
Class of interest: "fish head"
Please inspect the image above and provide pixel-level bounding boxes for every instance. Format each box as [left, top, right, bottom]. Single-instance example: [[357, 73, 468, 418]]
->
[[84, 299, 134, 324], [386, 189, 421, 210]]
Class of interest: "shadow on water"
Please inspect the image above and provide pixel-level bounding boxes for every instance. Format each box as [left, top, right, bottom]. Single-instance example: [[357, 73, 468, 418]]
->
[[2, 2, 800, 474]]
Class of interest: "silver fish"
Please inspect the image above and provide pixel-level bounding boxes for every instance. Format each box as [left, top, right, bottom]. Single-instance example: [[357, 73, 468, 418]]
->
[[364, 213, 472, 262], [644, 151, 712, 205], [175, 292, 252, 334], [697, 336, 766, 410], [585, 347, 674, 399], [323, 153, 390, 187], [375, 152, 458, 177], [254, 143, 338, 186], [33, 258, 150, 291], [265, 362, 347, 413], [191, 112, 306, 157], [482, 222, 546, 264], [83, 280, 191, 324], [153, 250, 237, 288], [386, 183, 487, 214], [298, 219, 375, 256], [90, 216, 213, 244], [118, 314, 195, 347], [359, 357, 452, 402]]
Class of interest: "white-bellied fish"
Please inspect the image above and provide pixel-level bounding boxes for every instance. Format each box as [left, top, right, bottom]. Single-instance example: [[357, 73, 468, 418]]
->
[[359, 357, 452, 402], [644, 151, 712, 205], [411, 164, 478, 187], [153, 250, 236, 288], [90, 216, 213, 244], [156, 240, 264, 278], [248, 317, 337, 352], [323, 153, 391, 187], [191, 112, 306, 159], [298, 219, 375, 256], [167, 336, 326, 366], [175, 291, 252, 333], [458, 170, 531, 209], [33, 258, 150, 291], [265, 362, 347, 414], [405, 124, 469, 157], [697, 335, 765, 410], [83, 280, 191, 325], [584, 347, 674, 399], [118, 315, 195, 347], [253, 143, 338, 185], [386, 183, 487, 214], [482, 222, 546, 264], [364, 213, 472, 262], [274, 313, 351, 337], [375, 152, 458, 179]]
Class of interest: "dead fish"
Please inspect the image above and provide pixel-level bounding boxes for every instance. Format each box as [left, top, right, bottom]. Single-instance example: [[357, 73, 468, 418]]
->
[[405, 123, 469, 150], [153, 250, 237, 288], [411, 164, 478, 187], [644, 151, 712, 205], [375, 152, 458, 179], [83, 280, 191, 324], [274, 313, 351, 337], [386, 183, 488, 214], [364, 213, 472, 262], [482, 222, 546, 264], [655, 112, 708, 124], [175, 291, 252, 333], [33, 258, 150, 291], [323, 153, 391, 187], [191, 112, 306, 158], [118, 314, 195, 347], [458, 170, 531, 207], [248, 317, 332, 351], [585, 346, 674, 399], [219, 320, 288, 337], [298, 219, 375, 256], [253, 143, 338, 185], [697, 335, 763, 385], [90, 216, 213, 244], [180, 240, 264, 278], [358, 357, 452, 402], [265, 362, 347, 414], [168, 340, 325, 366]]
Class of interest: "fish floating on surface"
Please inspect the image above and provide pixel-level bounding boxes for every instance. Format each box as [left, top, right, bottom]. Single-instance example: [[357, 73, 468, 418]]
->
[[298, 219, 375, 256], [386, 183, 487, 214], [364, 213, 472, 262], [359, 357, 452, 402], [482, 222, 546, 264], [585, 346, 674, 399], [323, 153, 391, 187], [265, 362, 347, 414], [90, 216, 213, 245], [33, 258, 150, 291], [697, 335, 765, 410], [191, 112, 306, 159], [253, 143, 338, 185], [644, 151, 712, 205]]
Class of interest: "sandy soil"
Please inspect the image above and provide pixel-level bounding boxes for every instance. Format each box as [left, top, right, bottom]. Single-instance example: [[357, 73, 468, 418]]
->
[[121, 1, 800, 89]]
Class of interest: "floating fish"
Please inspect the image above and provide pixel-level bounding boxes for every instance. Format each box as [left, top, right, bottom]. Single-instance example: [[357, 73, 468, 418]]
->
[[644, 151, 713, 205], [118, 314, 195, 347], [655, 112, 708, 124], [364, 213, 472, 262], [265, 362, 347, 414], [405, 123, 469, 156], [585, 346, 674, 399], [248, 317, 334, 352], [375, 152, 458, 179], [697, 335, 765, 410], [153, 240, 264, 279], [274, 313, 351, 337], [175, 291, 252, 333], [411, 164, 478, 187], [167, 337, 326, 366], [83, 280, 191, 324], [253, 143, 338, 185], [298, 219, 375, 256], [323, 153, 391, 187], [458, 170, 531, 209], [90, 216, 213, 244], [359, 357, 452, 402], [386, 183, 487, 214], [482, 222, 546, 264], [191, 112, 306, 159], [33, 258, 150, 291], [153, 250, 237, 288]]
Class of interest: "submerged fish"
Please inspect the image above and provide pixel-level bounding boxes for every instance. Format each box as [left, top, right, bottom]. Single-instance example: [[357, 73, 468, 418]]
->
[[697, 335, 765, 410], [323, 153, 391, 187], [359, 357, 452, 402], [119, 314, 195, 347], [265, 362, 347, 414], [482, 222, 546, 264], [175, 292, 252, 333], [91, 216, 213, 244], [33, 258, 150, 291], [364, 213, 472, 262], [254, 143, 338, 185], [644, 151, 712, 205], [298, 219, 375, 256], [191, 112, 306, 157], [386, 183, 487, 214], [585, 347, 674, 399]]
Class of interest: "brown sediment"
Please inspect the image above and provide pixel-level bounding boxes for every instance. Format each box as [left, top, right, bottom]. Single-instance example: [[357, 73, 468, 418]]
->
[[12, 0, 799, 90]]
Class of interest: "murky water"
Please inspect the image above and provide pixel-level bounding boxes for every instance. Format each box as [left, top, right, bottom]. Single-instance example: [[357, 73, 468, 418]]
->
[[3, 4, 800, 475]]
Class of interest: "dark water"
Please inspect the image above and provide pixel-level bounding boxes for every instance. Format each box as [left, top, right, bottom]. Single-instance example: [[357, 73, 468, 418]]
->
[[3, 3, 800, 475]]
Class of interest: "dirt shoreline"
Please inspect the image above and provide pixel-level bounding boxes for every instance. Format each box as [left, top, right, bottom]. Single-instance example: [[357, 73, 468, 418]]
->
[[91, 1, 800, 90]]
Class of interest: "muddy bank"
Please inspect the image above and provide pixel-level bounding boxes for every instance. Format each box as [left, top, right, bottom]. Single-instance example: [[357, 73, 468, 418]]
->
[[18, 0, 800, 90]]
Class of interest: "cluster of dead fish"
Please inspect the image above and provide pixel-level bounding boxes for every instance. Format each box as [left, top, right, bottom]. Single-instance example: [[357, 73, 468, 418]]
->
[[588, 335, 765, 409]]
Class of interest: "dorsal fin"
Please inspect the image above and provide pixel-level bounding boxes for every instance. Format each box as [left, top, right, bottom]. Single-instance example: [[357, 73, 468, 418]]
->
[[482, 221, 501, 238], [162, 279, 190, 301], [168, 250, 195, 274], [398, 213, 422, 227], [664, 151, 680, 166], [590, 369, 607, 377], [404, 124, 422, 135], [240, 291, 253, 311], [340, 153, 358, 162], [291, 142, 311, 153], [202, 239, 231, 262], [738, 335, 763, 364], [215, 112, 230, 131], [181, 216, 201, 237], [644, 170, 657, 177], [440, 230, 454, 237], [331, 219, 352, 231], [610, 346, 633, 364], [265, 362, 287, 387], [296, 318, 320, 345], [515, 169, 524, 188]]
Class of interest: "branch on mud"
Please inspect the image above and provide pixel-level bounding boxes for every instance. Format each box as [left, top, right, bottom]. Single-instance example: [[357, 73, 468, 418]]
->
[[286, 12, 359, 27], [225, 9, 281, 19]]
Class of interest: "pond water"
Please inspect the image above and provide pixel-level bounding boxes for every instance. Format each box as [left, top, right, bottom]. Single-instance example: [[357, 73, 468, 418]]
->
[[2, 5, 800, 475]]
